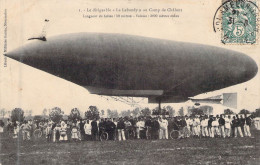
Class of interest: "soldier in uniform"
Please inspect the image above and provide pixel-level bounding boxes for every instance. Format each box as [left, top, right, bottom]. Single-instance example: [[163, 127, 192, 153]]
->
[[244, 114, 252, 137], [201, 116, 209, 137], [225, 115, 231, 138], [218, 115, 226, 138], [21, 121, 31, 140], [117, 118, 126, 141], [59, 121, 68, 141]]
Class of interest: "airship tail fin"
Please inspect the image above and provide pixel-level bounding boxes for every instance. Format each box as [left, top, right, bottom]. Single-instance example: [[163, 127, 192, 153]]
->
[[190, 93, 237, 109], [222, 93, 237, 109]]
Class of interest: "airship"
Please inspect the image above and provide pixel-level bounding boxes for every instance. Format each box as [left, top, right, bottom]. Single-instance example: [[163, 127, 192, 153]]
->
[[5, 33, 258, 108]]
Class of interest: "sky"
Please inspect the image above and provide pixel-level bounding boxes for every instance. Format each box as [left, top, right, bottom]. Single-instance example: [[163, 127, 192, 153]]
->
[[0, 0, 259, 115]]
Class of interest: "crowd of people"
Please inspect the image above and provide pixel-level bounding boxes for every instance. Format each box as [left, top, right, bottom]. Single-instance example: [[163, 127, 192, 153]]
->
[[1, 113, 257, 142]]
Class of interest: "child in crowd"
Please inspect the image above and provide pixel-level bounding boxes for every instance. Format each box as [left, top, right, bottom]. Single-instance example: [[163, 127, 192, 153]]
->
[[71, 123, 79, 141]]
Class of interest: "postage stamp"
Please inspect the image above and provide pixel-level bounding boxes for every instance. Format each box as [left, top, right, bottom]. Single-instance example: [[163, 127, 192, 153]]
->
[[213, 0, 259, 44]]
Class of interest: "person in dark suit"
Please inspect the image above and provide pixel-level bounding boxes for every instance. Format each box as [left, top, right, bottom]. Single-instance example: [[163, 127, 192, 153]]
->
[[244, 114, 252, 137], [218, 115, 225, 138], [91, 119, 99, 141], [106, 118, 116, 140], [79, 119, 85, 141], [151, 117, 160, 140], [117, 118, 126, 141]]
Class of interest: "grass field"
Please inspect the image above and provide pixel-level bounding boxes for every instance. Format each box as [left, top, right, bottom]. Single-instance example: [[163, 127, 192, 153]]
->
[[0, 130, 259, 165]]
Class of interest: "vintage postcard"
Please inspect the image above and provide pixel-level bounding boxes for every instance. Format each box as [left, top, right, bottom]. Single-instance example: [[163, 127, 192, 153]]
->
[[0, 0, 259, 164]]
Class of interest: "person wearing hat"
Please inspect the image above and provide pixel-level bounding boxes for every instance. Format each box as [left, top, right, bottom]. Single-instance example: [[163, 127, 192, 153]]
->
[[218, 115, 226, 138], [124, 118, 132, 139], [208, 116, 214, 138], [0, 120, 4, 134], [232, 115, 243, 137], [212, 117, 220, 137], [84, 120, 92, 140], [21, 121, 31, 140], [185, 116, 192, 138], [215, 115, 221, 137], [136, 117, 145, 139], [151, 117, 160, 139], [192, 116, 201, 137], [71, 123, 79, 141], [244, 114, 252, 137], [78, 119, 85, 141], [113, 118, 118, 141], [253, 116, 260, 130], [240, 115, 246, 134], [13, 121, 20, 139], [201, 116, 209, 137], [106, 118, 116, 140], [91, 118, 99, 141], [178, 116, 187, 139], [145, 116, 152, 140], [225, 115, 231, 137], [51, 122, 57, 142], [237, 115, 244, 137], [117, 118, 126, 141], [158, 116, 168, 139], [59, 121, 68, 141], [46, 122, 53, 142]]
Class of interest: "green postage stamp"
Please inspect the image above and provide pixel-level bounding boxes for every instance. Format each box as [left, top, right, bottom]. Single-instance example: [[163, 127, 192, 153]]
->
[[214, 0, 259, 44]]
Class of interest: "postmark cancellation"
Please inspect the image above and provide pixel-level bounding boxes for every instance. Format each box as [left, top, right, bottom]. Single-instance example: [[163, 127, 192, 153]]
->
[[213, 0, 259, 44]]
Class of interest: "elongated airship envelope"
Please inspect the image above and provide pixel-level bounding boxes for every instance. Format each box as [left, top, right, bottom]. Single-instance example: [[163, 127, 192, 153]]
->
[[5, 33, 258, 103]]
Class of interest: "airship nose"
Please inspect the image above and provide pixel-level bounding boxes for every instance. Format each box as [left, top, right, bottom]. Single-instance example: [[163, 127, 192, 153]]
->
[[223, 52, 258, 86], [5, 48, 24, 62], [240, 55, 258, 81]]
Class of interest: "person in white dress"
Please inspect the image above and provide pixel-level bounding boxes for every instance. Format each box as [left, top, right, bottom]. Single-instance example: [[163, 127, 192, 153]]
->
[[201, 116, 209, 137], [158, 117, 168, 139], [212, 117, 220, 137], [84, 120, 92, 140], [71, 123, 79, 141], [136, 118, 145, 139], [225, 115, 231, 138], [59, 121, 68, 141]]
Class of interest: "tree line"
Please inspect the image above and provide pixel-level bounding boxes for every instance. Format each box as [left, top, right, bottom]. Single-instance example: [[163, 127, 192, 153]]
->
[[1, 106, 259, 123]]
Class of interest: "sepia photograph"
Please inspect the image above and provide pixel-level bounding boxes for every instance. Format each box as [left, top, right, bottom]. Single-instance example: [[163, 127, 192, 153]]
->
[[0, 0, 259, 164]]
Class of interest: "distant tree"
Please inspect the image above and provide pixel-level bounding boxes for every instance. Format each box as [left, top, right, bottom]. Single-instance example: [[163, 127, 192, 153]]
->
[[132, 108, 140, 117], [68, 108, 81, 121], [178, 107, 184, 116], [224, 109, 234, 115], [7, 110, 11, 118], [107, 109, 112, 118], [208, 108, 213, 115], [252, 108, 260, 117], [0, 109, 6, 118], [33, 115, 43, 121], [100, 110, 105, 117], [189, 108, 204, 117], [11, 108, 25, 122], [85, 106, 100, 120], [239, 109, 251, 114], [160, 108, 167, 115], [107, 109, 119, 118], [187, 106, 195, 115], [25, 110, 32, 117], [141, 107, 151, 117], [120, 110, 132, 117], [200, 106, 213, 115], [62, 115, 69, 121], [49, 107, 63, 123], [152, 107, 160, 115], [28, 110, 32, 116], [164, 106, 175, 117], [42, 108, 48, 117]]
